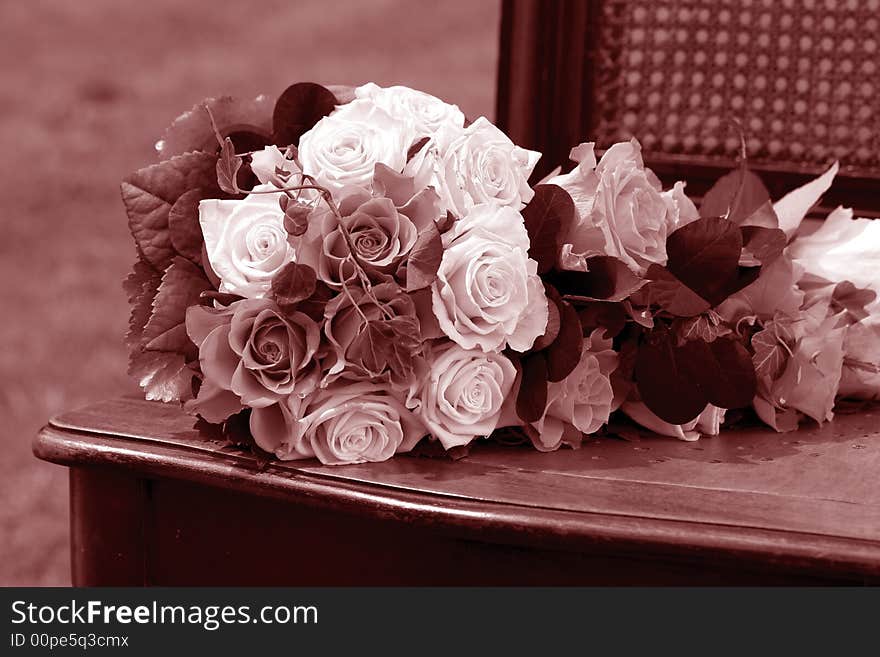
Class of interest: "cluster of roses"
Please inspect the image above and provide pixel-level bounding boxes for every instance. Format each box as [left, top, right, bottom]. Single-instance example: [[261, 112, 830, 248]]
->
[[123, 82, 880, 466]]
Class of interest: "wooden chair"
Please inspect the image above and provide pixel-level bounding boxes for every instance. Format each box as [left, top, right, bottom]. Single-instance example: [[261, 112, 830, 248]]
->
[[34, 0, 880, 585], [496, 0, 880, 215]]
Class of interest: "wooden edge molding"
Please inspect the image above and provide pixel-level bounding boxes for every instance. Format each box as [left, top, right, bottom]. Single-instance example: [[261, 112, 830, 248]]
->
[[33, 424, 880, 582]]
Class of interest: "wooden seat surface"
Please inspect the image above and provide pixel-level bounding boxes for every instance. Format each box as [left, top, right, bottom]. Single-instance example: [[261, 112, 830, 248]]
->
[[34, 397, 880, 584]]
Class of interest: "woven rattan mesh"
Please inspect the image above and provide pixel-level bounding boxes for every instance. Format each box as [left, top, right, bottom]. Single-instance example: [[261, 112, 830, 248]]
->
[[592, 0, 880, 177]]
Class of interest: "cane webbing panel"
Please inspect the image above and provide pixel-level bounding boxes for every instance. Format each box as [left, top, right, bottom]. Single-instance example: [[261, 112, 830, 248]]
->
[[592, 0, 880, 178]]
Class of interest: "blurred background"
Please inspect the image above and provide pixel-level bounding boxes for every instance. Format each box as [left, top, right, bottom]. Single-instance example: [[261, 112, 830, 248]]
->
[[0, 0, 500, 586]]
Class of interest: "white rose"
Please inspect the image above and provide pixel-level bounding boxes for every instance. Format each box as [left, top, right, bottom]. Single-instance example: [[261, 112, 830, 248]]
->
[[432, 203, 549, 352], [408, 117, 540, 218], [550, 140, 698, 274], [530, 329, 618, 451], [200, 184, 294, 298], [413, 342, 517, 449], [355, 82, 465, 137], [254, 382, 426, 465], [297, 99, 415, 195]]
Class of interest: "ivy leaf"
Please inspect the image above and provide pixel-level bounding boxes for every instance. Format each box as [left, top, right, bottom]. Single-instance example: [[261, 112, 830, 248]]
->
[[751, 323, 792, 383], [216, 137, 243, 195], [346, 316, 421, 382], [168, 188, 205, 263], [516, 354, 549, 423], [157, 95, 273, 159], [672, 311, 731, 345], [270, 262, 317, 312], [121, 152, 220, 270], [700, 165, 770, 224], [272, 82, 338, 147], [405, 223, 443, 291], [521, 184, 576, 274]]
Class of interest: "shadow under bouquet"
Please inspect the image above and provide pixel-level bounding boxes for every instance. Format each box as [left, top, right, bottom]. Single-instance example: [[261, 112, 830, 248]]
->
[[122, 82, 880, 465]]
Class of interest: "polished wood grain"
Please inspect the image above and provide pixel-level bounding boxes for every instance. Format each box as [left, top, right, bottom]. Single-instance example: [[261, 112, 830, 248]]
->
[[34, 397, 880, 584]]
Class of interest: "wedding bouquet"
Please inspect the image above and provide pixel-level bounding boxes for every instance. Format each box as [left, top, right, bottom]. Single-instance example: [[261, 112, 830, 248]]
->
[[122, 82, 880, 465]]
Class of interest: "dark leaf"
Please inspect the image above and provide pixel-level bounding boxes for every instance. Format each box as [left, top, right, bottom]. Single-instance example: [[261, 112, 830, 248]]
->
[[549, 256, 645, 302], [545, 298, 583, 382], [831, 280, 878, 323], [740, 225, 786, 266], [272, 82, 338, 147], [700, 165, 771, 224], [405, 222, 443, 291], [199, 290, 243, 307], [531, 291, 562, 351], [281, 198, 312, 237], [297, 281, 334, 322], [141, 258, 213, 355], [516, 354, 549, 423], [665, 216, 743, 306], [406, 136, 430, 162], [128, 258, 212, 402], [577, 302, 628, 339], [436, 211, 456, 233], [521, 184, 576, 274], [635, 329, 708, 425], [157, 95, 273, 159], [409, 437, 471, 461], [225, 129, 272, 154], [270, 262, 317, 311], [216, 137, 243, 195], [121, 151, 220, 270], [683, 337, 757, 410], [644, 264, 712, 317], [123, 259, 162, 351], [168, 188, 205, 263]]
